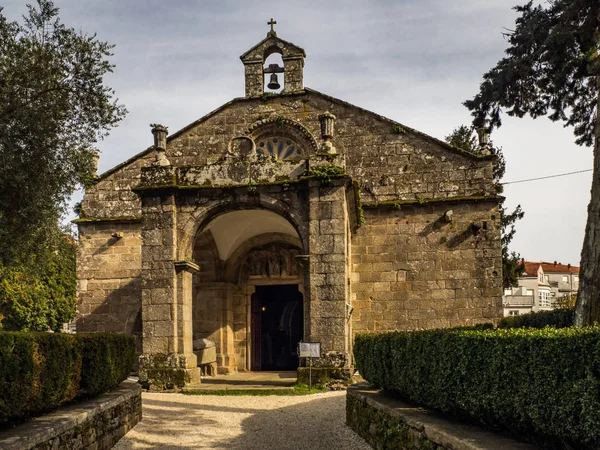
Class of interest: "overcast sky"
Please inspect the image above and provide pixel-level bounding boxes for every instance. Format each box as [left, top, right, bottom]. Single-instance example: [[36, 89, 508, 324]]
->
[[3, 0, 593, 265]]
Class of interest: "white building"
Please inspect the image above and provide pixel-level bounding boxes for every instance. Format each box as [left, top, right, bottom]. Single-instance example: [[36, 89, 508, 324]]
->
[[503, 261, 579, 317]]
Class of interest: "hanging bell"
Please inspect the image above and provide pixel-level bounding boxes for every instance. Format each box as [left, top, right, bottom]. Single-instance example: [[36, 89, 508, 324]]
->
[[267, 73, 280, 90]]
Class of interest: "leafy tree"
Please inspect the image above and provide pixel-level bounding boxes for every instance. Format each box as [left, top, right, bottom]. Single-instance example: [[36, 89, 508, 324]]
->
[[0, 230, 76, 331], [0, 1, 125, 329], [445, 126, 525, 288], [555, 293, 577, 308], [464, 0, 599, 325], [0, 0, 126, 266]]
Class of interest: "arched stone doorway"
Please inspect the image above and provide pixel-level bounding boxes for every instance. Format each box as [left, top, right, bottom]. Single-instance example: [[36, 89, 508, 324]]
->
[[136, 158, 357, 387], [191, 208, 307, 373]]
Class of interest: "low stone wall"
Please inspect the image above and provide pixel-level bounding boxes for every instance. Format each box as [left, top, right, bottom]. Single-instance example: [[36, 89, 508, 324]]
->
[[0, 380, 141, 450], [347, 383, 538, 450]]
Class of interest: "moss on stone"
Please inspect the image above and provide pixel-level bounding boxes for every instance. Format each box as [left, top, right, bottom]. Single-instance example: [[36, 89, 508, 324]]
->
[[391, 124, 407, 134], [302, 165, 345, 183], [142, 368, 188, 390], [311, 152, 339, 163], [296, 367, 351, 387], [72, 216, 142, 224], [347, 394, 448, 450]]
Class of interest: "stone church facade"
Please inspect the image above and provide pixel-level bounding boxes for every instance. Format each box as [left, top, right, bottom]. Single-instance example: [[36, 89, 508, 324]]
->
[[75, 27, 502, 386]]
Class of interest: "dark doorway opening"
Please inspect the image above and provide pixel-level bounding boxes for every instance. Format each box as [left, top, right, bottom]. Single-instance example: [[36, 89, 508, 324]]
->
[[251, 284, 303, 371]]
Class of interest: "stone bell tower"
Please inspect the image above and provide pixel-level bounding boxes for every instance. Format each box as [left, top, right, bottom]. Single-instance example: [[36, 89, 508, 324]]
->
[[240, 19, 306, 97]]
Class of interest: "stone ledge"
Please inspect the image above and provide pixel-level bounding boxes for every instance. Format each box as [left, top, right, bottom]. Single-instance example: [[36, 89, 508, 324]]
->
[[347, 383, 538, 450], [0, 380, 142, 450], [361, 194, 502, 209], [72, 216, 142, 224]]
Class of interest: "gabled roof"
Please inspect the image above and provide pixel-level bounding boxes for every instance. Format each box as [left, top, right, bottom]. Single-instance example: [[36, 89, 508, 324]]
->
[[539, 261, 579, 274], [303, 88, 494, 162], [522, 260, 579, 276], [95, 89, 492, 183], [240, 34, 306, 61], [522, 262, 542, 277]]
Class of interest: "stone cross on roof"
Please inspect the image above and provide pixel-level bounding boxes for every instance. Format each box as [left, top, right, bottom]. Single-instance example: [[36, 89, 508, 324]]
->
[[267, 18, 277, 36]]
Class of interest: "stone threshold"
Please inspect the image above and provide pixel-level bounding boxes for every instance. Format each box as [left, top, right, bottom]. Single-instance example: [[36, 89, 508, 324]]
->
[[0, 379, 142, 450], [182, 371, 297, 391], [347, 383, 538, 450]]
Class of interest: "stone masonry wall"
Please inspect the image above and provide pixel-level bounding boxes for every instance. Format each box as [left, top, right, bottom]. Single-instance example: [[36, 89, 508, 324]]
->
[[81, 152, 154, 220], [76, 221, 142, 344], [76, 89, 500, 364], [166, 92, 495, 204], [0, 381, 141, 450], [232, 286, 247, 371], [347, 384, 536, 450], [351, 201, 502, 333], [79, 90, 494, 221]]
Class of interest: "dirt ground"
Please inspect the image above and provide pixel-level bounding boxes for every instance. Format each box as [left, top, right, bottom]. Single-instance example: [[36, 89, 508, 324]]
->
[[113, 391, 371, 450]]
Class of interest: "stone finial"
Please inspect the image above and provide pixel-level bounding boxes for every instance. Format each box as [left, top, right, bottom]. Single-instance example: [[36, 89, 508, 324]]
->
[[91, 150, 100, 174], [267, 18, 277, 37], [318, 112, 337, 154], [151, 124, 168, 150], [476, 127, 492, 156], [150, 124, 170, 166]]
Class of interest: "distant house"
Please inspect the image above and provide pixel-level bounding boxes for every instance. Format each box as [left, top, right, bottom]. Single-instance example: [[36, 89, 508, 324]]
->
[[502, 261, 579, 317]]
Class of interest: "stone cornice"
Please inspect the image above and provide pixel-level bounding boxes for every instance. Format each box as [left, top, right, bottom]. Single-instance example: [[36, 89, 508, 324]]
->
[[72, 216, 142, 224], [362, 195, 503, 209]]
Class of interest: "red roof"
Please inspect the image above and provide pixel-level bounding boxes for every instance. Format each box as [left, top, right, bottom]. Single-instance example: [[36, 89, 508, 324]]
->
[[522, 260, 579, 276], [522, 262, 541, 277]]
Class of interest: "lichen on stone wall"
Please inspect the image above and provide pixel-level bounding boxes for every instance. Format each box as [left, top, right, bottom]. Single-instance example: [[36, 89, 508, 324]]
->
[[347, 393, 448, 450], [302, 165, 345, 183]]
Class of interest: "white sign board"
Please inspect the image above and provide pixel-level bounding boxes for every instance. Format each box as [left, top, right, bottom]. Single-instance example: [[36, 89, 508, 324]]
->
[[298, 342, 321, 358]]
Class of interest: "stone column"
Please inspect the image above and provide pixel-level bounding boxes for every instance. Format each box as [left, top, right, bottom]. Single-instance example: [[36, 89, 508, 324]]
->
[[282, 56, 304, 94], [244, 59, 263, 97], [194, 283, 237, 374], [138, 186, 200, 389], [174, 261, 200, 369], [306, 178, 349, 358]]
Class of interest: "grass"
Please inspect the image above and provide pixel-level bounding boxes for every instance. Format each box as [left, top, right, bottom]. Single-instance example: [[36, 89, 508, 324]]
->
[[182, 384, 327, 396]]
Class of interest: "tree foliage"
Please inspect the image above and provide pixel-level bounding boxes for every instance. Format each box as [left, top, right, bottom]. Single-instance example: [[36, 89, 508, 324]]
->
[[465, 0, 599, 146], [0, 231, 76, 331], [0, 0, 126, 265], [445, 126, 524, 288], [464, 0, 599, 325], [0, 1, 125, 330]]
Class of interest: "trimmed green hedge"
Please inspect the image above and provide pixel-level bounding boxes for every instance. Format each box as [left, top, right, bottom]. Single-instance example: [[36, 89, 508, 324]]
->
[[0, 332, 135, 426], [80, 334, 136, 397], [355, 327, 600, 449], [499, 307, 574, 329]]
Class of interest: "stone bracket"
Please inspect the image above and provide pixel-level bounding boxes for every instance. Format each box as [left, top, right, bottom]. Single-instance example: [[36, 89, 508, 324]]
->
[[294, 254, 310, 266], [174, 260, 200, 273]]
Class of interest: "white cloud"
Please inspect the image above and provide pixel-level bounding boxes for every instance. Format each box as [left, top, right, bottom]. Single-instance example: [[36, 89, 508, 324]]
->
[[2, 0, 588, 264]]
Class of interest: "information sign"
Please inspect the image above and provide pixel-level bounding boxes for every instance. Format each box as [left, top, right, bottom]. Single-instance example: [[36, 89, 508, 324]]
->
[[298, 342, 321, 358]]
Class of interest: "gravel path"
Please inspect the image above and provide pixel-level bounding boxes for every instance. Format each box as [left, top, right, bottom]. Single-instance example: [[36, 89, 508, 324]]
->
[[113, 391, 371, 450]]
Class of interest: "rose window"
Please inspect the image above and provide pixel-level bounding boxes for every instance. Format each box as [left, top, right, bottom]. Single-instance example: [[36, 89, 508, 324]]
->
[[256, 137, 302, 160]]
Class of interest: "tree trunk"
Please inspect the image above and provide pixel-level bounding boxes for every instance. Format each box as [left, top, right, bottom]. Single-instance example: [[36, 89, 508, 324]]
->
[[575, 73, 600, 326]]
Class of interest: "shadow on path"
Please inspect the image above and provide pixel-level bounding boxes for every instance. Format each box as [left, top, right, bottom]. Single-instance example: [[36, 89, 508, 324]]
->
[[114, 392, 370, 450]]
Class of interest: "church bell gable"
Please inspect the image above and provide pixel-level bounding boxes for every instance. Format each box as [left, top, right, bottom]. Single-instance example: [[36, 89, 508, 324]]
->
[[240, 19, 306, 97]]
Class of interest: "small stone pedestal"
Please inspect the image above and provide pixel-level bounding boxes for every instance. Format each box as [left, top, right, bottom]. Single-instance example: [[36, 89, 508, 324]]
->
[[297, 351, 352, 387], [138, 353, 200, 390]]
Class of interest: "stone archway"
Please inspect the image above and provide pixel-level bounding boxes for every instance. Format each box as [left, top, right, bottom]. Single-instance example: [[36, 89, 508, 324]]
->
[[137, 172, 355, 387], [190, 208, 307, 373]]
